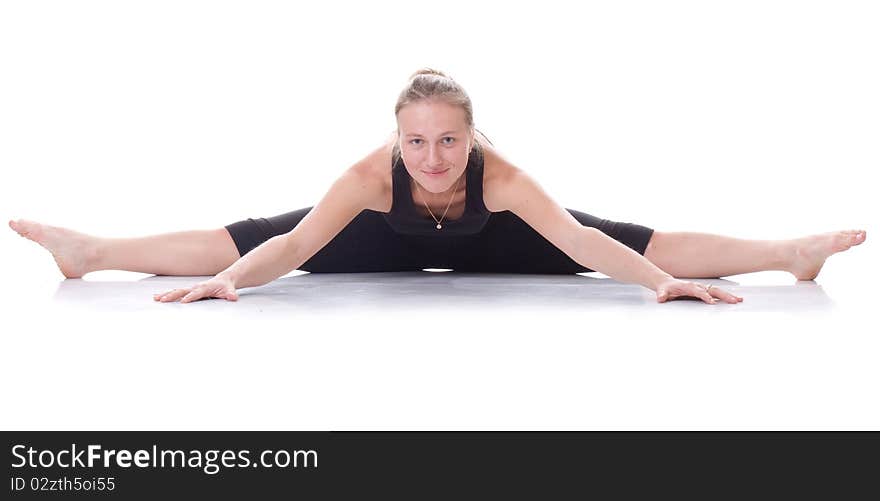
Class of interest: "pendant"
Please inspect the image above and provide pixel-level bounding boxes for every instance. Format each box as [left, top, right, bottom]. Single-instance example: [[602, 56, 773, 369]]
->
[[436, 223, 442, 230]]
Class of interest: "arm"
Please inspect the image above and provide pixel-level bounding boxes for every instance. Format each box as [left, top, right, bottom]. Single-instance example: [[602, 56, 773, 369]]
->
[[499, 168, 672, 291], [216, 235, 295, 290], [574, 227, 672, 290], [219, 163, 380, 289], [153, 162, 382, 303], [496, 165, 740, 303]]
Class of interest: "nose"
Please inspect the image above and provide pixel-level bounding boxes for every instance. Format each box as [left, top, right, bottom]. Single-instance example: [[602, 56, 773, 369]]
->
[[427, 145, 443, 168]]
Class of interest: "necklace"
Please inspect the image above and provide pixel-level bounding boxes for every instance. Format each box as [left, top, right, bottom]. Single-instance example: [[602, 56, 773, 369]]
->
[[413, 165, 464, 230]]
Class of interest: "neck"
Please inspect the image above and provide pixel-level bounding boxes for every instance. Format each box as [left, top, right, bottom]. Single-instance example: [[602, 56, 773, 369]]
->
[[411, 170, 465, 204]]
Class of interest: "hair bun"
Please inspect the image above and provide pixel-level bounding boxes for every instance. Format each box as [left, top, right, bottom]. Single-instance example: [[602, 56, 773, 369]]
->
[[409, 67, 448, 80]]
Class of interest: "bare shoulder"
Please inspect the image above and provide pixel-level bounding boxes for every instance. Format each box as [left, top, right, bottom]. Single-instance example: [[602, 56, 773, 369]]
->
[[346, 131, 397, 213], [476, 132, 524, 213], [476, 133, 587, 258]]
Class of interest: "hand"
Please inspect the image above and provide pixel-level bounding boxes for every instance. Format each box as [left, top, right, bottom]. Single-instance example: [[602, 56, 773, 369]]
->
[[153, 274, 238, 304], [655, 278, 743, 304]]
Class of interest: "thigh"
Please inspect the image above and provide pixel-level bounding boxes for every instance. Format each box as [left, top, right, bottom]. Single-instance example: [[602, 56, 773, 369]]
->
[[452, 209, 654, 274], [224, 208, 427, 273], [566, 208, 655, 255], [224, 207, 312, 257]]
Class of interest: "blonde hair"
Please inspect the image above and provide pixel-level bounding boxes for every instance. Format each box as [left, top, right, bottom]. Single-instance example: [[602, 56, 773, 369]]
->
[[395, 68, 475, 128], [393, 68, 478, 162]]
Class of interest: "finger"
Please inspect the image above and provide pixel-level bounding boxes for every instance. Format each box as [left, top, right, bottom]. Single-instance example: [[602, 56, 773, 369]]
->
[[180, 287, 205, 304], [153, 290, 177, 301], [658, 290, 684, 303], [696, 285, 717, 304], [712, 288, 742, 304], [707, 286, 744, 303], [164, 289, 190, 302], [158, 288, 191, 303]]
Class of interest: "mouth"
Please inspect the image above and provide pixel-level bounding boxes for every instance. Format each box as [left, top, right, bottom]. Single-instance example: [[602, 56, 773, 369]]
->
[[422, 168, 449, 177]]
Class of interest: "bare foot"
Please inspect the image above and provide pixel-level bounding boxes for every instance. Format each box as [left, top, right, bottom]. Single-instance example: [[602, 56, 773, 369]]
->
[[8, 219, 99, 278], [787, 229, 867, 280]]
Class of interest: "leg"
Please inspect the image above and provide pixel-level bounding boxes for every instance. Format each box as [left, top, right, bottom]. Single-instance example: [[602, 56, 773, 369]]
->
[[450, 209, 655, 274], [93, 229, 240, 276], [643, 229, 867, 280], [9, 219, 239, 277], [643, 231, 787, 278], [225, 208, 431, 273]]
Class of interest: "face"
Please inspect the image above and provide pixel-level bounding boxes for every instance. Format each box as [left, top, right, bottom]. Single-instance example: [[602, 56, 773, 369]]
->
[[396, 99, 474, 195]]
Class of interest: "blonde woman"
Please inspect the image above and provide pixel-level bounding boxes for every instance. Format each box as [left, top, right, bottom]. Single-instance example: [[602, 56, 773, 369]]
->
[[8, 69, 866, 305]]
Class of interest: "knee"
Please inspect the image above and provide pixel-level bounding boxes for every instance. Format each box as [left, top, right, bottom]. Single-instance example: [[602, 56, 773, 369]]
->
[[215, 227, 245, 260], [644, 230, 664, 258]]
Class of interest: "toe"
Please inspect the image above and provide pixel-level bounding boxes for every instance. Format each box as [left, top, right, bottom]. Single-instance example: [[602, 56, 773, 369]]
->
[[852, 231, 866, 244], [834, 231, 864, 250]]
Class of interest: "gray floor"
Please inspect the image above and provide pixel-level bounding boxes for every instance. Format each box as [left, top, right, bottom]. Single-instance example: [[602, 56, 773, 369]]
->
[[52, 271, 835, 314]]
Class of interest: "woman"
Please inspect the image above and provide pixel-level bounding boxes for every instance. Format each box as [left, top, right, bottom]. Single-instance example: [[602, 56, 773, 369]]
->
[[8, 69, 866, 305]]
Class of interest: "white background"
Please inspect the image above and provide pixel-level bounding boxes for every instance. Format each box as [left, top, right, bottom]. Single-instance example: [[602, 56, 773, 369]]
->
[[1, 1, 877, 430]]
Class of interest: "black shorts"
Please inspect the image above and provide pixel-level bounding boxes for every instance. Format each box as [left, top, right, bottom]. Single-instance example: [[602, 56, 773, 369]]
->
[[224, 208, 654, 274]]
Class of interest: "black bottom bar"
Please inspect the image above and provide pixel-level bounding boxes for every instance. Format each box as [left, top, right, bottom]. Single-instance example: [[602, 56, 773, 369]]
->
[[3, 432, 877, 499]]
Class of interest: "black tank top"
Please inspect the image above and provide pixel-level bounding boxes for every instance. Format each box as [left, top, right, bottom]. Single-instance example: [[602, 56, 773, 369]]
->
[[383, 142, 491, 236]]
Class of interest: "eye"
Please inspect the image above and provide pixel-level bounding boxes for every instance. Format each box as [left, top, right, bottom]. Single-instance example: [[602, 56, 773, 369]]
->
[[408, 137, 455, 145]]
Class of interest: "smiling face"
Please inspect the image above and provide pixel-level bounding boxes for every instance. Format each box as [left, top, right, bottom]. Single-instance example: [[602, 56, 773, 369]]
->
[[396, 99, 475, 196]]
